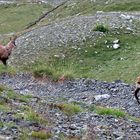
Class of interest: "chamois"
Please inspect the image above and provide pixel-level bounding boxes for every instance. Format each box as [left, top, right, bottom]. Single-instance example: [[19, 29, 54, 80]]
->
[[134, 76, 140, 104], [0, 36, 17, 66]]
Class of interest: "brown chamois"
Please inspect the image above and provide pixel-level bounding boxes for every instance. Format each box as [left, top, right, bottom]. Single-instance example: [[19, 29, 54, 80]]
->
[[134, 76, 140, 104], [0, 36, 17, 66]]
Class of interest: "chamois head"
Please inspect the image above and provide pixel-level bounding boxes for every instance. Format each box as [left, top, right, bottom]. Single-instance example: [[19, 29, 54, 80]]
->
[[134, 76, 140, 104], [6, 35, 17, 51]]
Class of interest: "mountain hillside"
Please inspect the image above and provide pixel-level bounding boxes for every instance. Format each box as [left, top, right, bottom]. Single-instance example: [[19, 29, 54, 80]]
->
[[0, 0, 140, 139]]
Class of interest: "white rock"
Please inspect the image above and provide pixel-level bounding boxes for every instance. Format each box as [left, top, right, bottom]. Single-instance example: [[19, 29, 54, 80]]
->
[[0, 135, 11, 140], [120, 14, 132, 20], [79, 60, 83, 63], [54, 55, 59, 58], [61, 54, 65, 59], [105, 40, 108, 44], [113, 39, 120, 44], [72, 46, 77, 49], [113, 44, 120, 49], [94, 94, 110, 101], [126, 27, 133, 31], [96, 11, 103, 13]]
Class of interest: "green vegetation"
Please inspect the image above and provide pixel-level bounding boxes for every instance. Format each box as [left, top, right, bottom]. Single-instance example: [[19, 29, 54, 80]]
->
[[33, 62, 75, 81], [0, 86, 47, 125], [23, 30, 140, 83], [93, 24, 109, 33], [0, 121, 3, 128], [5, 89, 33, 102], [0, 104, 10, 112], [89, 105, 140, 122], [0, 86, 50, 139], [95, 106, 126, 118], [40, 0, 140, 25], [89, 105, 125, 118], [0, 85, 5, 92], [25, 109, 48, 125], [0, 0, 139, 34], [0, 65, 17, 75], [0, 1, 140, 139], [0, 4, 52, 34], [0, 0, 140, 83], [31, 131, 51, 139], [57, 103, 83, 116], [128, 115, 140, 123], [19, 129, 30, 140]]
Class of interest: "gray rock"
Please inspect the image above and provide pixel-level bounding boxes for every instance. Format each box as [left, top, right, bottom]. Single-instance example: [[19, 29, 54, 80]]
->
[[113, 43, 120, 49], [94, 94, 110, 101]]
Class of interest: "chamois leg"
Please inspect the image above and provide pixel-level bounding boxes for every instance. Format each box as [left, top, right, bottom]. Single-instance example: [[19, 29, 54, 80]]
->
[[134, 88, 140, 104], [2, 59, 7, 66]]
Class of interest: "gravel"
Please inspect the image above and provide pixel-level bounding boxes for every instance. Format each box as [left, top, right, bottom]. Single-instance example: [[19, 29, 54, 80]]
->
[[0, 73, 140, 139], [8, 12, 140, 66]]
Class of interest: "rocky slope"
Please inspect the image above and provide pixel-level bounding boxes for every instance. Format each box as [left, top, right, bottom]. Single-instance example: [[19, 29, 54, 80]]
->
[[0, 73, 140, 139], [1, 1, 140, 140], [10, 12, 140, 66]]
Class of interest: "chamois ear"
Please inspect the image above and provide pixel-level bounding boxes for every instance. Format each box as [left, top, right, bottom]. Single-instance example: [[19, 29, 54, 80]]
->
[[10, 37, 12, 41], [10, 35, 17, 42]]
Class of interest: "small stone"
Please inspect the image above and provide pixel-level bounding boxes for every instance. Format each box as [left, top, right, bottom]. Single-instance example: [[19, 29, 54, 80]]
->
[[79, 60, 83, 63], [120, 14, 132, 20], [69, 124, 77, 130], [0, 135, 11, 140], [113, 44, 120, 49], [105, 40, 108, 44], [94, 94, 110, 101], [113, 39, 120, 44], [54, 55, 60, 58], [126, 27, 133, 31], [96, 11, 103, 13], [113, 131, 125, 139]]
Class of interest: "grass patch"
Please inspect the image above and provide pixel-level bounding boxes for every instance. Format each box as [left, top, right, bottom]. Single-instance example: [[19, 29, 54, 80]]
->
[[93, 24, 109, 33], [90, 105, 140, 122], [90, 105, 126, 118], [5, 90, 33, 102], [57, 103, 82, 116], [32, 60, 75, 81], [23, 30, 140, 83], [104, 1, 140, 11], [0, 4, 52, 34], [25, 109, 48, 125], [0, 85, 5, 93], [128, 115, 140, 122], [31, 131, 51, 139], [33, 67, 53, 78], [0, 104, 10, 112], [40, 0, 140, 25], [95, 106, 126, 118], [0, 65, 17, 75], [0, 121, 3, 128]]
